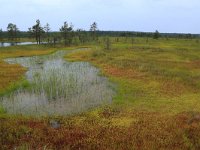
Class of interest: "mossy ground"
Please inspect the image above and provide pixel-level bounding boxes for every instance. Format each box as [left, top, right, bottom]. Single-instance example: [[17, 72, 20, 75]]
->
[[1, 39, 200, 149]]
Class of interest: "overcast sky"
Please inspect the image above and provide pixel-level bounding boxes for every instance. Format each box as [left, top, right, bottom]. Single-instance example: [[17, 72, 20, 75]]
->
[[0, 0, 200, 33]]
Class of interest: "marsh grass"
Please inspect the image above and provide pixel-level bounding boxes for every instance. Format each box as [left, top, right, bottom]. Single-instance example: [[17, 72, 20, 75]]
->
[[0, 45, 91, 94], [1, 50, 114, 116]]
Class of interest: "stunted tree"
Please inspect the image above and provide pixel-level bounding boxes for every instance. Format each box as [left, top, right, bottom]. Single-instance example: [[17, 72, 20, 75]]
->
[[153, 30, 160, 39], [90, 22, 98, 41], [7, 23, 19, 41], [105, 37, 111, 50], [52, 33, 59, 47], [28, 27, 34, 39], [0, 29, 2, 41], [44, 23, 51, 43], [76, 28, 88, 44], [30, 19, 44, 44], [60, 21, 73, 46], [131, 37, 134, 48]]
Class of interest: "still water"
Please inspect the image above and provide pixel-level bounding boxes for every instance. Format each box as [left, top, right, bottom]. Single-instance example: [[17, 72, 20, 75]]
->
[[0, 49, 115, 116], [0, 42, 46, 47]]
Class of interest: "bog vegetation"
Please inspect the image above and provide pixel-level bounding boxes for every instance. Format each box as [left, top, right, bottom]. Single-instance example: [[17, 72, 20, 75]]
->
[[1, 20, 200, 149]]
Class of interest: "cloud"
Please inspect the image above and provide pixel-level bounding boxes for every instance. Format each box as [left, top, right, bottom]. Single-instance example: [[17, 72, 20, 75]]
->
[[0, 0, 200, 33]]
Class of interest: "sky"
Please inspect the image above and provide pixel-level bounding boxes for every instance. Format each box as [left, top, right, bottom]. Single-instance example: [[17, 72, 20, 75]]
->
[[0, 0, 200, 33]]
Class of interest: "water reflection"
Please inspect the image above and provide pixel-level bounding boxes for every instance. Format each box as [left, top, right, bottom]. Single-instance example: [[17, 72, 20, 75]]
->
[[1, 50, 115, 116], [0, 42, 46, 47]]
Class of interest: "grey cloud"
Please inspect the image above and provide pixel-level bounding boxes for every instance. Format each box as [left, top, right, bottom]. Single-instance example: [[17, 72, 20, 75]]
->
[[0, 0, 199, 33]]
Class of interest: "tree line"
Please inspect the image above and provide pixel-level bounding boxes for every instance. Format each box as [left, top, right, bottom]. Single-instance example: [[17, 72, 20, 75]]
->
[[0, 20, 99, 46], [0, 20, 199, 45]]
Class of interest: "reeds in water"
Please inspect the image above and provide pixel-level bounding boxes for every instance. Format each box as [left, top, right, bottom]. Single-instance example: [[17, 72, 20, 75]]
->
[[1, 50, 115, 116]]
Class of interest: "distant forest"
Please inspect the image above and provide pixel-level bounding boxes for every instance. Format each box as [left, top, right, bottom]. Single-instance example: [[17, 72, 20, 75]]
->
[[1, 20, 200, 47], [0, 30, 199, 39]]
